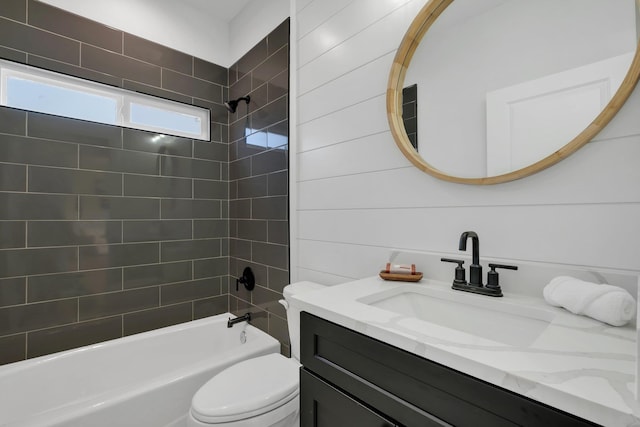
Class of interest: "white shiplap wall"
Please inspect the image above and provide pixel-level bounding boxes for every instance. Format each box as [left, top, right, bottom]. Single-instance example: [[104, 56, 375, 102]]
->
[[292, 0, 640, 285]]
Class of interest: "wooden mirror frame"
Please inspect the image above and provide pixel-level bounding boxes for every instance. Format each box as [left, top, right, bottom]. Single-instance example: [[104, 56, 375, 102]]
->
[[387, 0, 640, 185]]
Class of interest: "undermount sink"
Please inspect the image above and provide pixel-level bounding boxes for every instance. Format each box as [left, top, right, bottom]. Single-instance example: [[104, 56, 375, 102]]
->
[[357, 284, 557, 347]]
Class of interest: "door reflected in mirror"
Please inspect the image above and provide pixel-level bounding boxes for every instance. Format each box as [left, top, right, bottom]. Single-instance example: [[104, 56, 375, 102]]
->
[[389, 0, 640, 184]]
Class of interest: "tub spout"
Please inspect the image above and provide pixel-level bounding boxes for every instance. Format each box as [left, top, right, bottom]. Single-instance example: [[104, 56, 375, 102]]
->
[[227, 313, 251, 328]]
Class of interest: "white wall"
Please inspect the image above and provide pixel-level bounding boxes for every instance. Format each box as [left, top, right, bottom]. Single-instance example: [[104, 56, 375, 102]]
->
[[38, 0, 289, 67], [229, 0, 290, 66], [292, 0, 640, 286]]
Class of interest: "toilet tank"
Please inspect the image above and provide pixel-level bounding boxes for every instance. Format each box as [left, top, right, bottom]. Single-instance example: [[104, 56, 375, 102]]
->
[[283, 281, 327, 361]]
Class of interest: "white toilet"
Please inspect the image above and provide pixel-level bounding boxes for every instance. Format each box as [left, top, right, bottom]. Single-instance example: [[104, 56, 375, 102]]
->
[[187, 281, 326, 427]]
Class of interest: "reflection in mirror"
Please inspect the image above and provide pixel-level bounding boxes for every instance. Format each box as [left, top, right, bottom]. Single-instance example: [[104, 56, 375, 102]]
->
[[397, 0, 639, 181], [402, 85, 418, 150]]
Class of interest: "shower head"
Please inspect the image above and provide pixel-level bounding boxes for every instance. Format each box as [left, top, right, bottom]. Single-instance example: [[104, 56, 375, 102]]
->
[[224, 96, 251, 113]]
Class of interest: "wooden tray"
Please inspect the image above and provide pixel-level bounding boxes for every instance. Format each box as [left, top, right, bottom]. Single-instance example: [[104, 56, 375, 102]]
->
[[379, 271, 423, 282]]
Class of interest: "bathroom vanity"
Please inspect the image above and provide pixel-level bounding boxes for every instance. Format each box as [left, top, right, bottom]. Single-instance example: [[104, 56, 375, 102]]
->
[[291, 274, 639, 427]]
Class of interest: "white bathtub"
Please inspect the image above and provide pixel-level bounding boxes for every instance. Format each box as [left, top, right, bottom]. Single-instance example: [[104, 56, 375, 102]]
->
[[0, 313, 280, 427]]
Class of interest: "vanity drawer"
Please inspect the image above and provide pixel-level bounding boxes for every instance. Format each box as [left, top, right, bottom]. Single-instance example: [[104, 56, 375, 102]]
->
[[300, 312, 597, 427]]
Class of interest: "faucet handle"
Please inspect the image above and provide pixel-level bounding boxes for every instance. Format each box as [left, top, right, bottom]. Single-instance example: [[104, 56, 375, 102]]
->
[[486, 263, 518, 291], [441, 258, 466, 286]]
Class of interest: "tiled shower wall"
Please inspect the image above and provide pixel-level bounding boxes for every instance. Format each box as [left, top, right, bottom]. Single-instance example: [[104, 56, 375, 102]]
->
[[0, 0, 290, 364], [228, 20, 291, 355]]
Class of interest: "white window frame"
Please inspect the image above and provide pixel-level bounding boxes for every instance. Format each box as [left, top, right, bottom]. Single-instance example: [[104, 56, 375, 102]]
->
[[0, 59, 210, 141]]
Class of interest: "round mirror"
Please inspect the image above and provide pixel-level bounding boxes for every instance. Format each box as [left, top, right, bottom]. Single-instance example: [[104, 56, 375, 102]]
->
[[388, 0, 640, 184]]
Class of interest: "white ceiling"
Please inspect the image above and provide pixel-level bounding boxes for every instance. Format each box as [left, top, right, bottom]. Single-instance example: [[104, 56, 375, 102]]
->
[[181, 0, 253, 23]]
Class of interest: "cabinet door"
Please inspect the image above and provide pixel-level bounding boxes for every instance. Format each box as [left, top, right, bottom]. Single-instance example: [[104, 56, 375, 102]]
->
[[300, 368, 397, 427]]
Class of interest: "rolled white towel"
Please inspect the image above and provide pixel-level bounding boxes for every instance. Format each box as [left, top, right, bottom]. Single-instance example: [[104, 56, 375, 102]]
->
[[543, 276, 636, 326]]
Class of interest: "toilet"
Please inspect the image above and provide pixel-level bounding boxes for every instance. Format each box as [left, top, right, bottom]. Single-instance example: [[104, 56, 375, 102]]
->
[[187, 281, 326, 427]]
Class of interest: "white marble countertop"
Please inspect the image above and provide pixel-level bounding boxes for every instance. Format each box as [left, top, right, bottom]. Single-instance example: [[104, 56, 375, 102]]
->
[[290, 276, 640, 427]]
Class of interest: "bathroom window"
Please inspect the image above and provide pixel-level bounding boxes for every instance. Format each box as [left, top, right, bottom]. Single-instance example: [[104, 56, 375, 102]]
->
[[0, 59, 210, 140]]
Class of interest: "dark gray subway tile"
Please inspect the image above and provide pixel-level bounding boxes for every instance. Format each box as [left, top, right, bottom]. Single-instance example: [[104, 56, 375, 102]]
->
[[0, 193, 77, 220], [123, 33, 191, 75], [0, 45, 26, 62], [193, 141, 227, 162], [211, 123, 227, 144], [253, 147, 284, 178], [80, 196, 159, 220], [269, 314, 289, 347], [268, 220, 288, 245], [253, 46, 288, 89], [0, 221, 25, 249], [229, 157, 252, 180], [0, 107, 26, 135], [193, 180, 227, 199], [193, 219, 228, 239], [161, 239, 221, 262], [229, 118, 248, 144], [123, 128, 192, 157], [268, 267, 289, 293], [229, 73, 252, 106], [230, 238, 251, 260], [0, 277, 25, 307], [162, 69, 222, 102], [194, 295, 228, 319], [0, 247, 77, 278], [124, 174, 191, 198], [253, 285, 285, 318], [2, 0, 26, 22], [239, 133, 268, 159], [161, 156, 220, 180], [267, 120, 288, 148], [249, 88, 270, 122], [229, 199, 251, 219], [0, 17, 79, 64], [0, 334, 25, 364], [123, 220, 192, 243], [29, 167, 122, 196], [236, 39, 268, 78], [252, 196, 287, 220], [79, 242, 159, 269], [27, 54, 124, 87], [268, 69, 289, 103], [122, 80, 193, 104], [0, 299, 77, 335], [194, 58, 227, 85], [28, 112, 122, 148], [28, 0, 122, 53], [27, 316, 122, 358], [251, 97, 287, 132], [192, 98, 227, 125], [82, 44, 161, 86], [161, 199, 220, 219], [27, 221, 122, 247], [79, 287, 159, 321], [237, 220, 267, 242], [123, 261, 192, 290], [237, 175, 267, 198], [123, 302, 191, 336], [28, 268, 122, 302], [0, 163, 25, 191], [194, 257, 228, 279], [0, 134, 78, 168], [268, 170, 287, 196], [268, 19, 289, 55], [80, 145, 159, 175], [161, 277, 220, 305], [252, 242, 288, 270]]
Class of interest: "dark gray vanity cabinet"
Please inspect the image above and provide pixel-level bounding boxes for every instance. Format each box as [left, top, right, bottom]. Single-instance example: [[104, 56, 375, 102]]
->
[[299, 312, 598, 427]]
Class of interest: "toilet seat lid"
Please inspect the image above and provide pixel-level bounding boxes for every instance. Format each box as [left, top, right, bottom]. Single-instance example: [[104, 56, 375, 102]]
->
[[191, 353, 300, 424]]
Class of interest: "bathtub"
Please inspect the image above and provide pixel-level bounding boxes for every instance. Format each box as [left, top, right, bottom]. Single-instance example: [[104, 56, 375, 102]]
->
[[0, 313, 280, 427]]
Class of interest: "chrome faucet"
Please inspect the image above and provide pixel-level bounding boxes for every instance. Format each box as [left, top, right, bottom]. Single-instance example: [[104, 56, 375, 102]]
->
[[441, 231, 518, 297]]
